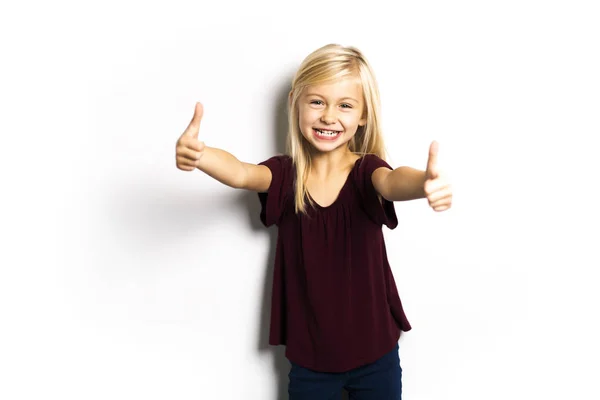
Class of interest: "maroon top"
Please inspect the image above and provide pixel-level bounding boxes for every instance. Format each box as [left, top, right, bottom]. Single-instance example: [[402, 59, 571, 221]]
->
[[257, 153, 412, 373]]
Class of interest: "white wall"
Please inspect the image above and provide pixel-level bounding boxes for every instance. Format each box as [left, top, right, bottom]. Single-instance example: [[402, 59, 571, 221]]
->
[[2, 1, 599, 399]]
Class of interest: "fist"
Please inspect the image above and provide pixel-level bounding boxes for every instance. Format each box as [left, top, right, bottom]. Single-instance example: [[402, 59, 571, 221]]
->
[[424, 141, 452, 212], [176, 102, 206, 171]]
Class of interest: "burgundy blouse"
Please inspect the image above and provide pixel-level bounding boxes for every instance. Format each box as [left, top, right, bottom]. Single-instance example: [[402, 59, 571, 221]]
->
[[257, 154, 412, 373]]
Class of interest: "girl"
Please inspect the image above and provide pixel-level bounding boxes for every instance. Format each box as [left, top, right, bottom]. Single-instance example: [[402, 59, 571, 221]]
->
[[175, 44, 452, 400]]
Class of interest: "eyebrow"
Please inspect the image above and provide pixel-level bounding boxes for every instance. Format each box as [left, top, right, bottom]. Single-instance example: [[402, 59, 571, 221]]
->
[[305, 93, 359, 103]]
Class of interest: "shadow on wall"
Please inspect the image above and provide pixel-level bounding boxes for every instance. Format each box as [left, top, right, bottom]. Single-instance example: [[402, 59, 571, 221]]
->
[[103, 73, 313, 399], [250, 75, 290, 400]]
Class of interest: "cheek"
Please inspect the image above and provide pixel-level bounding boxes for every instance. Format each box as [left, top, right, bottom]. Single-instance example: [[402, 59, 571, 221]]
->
[[299, 108, 318, 123], [340, 113, 361, 127], [298, 117, 310, 135], [297, 110, 312, 136]]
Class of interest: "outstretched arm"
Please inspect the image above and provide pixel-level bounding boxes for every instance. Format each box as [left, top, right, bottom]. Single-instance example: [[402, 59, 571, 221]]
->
[[176, 102, 272, 192], [372, 166, 427, 201], [372, 141, 452, 212]]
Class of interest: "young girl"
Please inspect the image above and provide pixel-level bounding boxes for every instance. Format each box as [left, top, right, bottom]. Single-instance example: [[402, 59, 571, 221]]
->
[[176, 44, 452, 400]]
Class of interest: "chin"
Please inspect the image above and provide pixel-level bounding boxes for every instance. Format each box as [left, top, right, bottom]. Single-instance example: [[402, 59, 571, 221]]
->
[[308, 139, 351, 154]]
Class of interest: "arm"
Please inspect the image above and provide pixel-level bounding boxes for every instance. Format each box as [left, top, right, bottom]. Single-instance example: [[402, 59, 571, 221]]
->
[[372, 167, 426, 201], [175, 102, 272, 192], [195, 146, 272, 192], [372, 141, 453, 211]]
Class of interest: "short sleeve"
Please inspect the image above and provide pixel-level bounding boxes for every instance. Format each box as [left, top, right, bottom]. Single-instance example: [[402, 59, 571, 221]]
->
[[257, 155, 293, 227], [354, 154, 398, 229]]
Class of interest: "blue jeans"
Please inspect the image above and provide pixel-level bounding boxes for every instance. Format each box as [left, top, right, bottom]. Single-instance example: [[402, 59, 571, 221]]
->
[[287, 343, 402, 400]]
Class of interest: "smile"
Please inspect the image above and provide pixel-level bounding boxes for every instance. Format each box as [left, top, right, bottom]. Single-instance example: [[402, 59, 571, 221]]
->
[[313, 128, 342, 140]]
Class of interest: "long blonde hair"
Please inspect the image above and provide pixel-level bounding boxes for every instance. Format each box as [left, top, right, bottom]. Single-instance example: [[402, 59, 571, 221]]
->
[[287, 43, 387, 214]]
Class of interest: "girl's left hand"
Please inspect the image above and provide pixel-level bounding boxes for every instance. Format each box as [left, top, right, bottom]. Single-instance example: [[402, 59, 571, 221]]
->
[[424, 141, 453, 212]]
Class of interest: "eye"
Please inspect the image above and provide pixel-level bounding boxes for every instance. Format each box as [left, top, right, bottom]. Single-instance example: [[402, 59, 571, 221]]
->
[[340, 103, 353, 109], [310, 100, 324, 105]]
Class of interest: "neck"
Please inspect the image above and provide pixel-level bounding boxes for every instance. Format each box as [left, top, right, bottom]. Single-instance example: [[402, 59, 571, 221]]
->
[[309, 146, 357, 178]]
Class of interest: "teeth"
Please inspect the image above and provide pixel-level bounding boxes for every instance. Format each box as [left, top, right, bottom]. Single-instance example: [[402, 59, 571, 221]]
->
[[316, 129, 340, 137]]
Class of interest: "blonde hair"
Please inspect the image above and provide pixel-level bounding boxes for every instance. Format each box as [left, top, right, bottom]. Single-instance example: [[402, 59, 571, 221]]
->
[[286, 43, 387, 214]]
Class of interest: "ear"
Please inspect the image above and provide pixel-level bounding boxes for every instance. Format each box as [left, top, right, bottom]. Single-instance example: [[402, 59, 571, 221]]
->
[[358, 112, 367, 127]]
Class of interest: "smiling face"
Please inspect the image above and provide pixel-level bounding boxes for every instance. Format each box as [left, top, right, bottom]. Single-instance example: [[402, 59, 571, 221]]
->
[[296, 76, 367, 154]]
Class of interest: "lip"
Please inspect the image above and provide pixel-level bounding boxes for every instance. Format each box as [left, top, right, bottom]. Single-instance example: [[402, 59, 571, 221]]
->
[[312, 128, 343, 141]]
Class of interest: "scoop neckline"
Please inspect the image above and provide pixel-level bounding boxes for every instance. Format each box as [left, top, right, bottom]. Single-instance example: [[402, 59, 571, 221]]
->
[[306, 156, 363, 210]]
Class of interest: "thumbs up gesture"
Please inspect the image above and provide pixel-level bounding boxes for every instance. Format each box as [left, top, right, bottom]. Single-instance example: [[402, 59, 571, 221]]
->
[[424, 141, 452, 212], [176, 102, 206, 171]]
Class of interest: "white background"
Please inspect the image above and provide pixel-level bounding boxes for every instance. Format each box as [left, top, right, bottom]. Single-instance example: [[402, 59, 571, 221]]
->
[[1, 1, 599, 399]]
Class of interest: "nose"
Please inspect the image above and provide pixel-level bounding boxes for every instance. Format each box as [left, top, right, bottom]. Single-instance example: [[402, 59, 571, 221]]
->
[[321, 106, 336, 124]]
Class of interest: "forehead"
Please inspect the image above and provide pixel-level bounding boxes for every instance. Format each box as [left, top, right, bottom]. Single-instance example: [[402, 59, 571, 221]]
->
[[304, 76, 363, 100]]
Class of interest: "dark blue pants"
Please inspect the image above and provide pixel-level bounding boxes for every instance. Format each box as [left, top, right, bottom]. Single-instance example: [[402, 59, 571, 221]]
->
[[287, 343, 402, 400]]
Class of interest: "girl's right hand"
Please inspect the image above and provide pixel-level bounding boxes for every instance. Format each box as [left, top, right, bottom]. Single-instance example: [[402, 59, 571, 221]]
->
[[176, 102, 206, 171]]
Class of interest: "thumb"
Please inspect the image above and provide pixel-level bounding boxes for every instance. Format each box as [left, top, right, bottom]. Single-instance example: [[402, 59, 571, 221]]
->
[[426, 140, 439, 179], [184, 102, 204, 139]]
